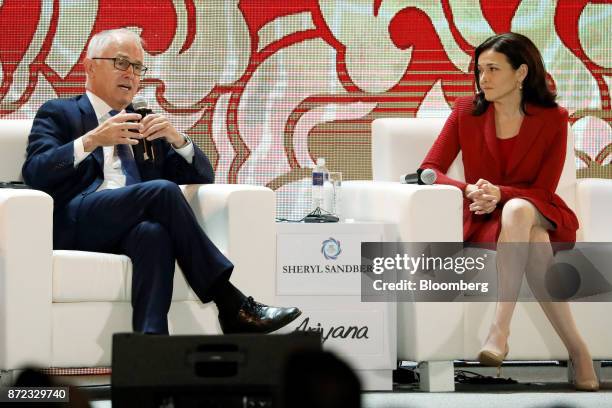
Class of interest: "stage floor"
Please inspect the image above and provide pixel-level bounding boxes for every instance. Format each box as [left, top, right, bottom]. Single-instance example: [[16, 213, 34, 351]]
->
[[79, 363, 611, 407]]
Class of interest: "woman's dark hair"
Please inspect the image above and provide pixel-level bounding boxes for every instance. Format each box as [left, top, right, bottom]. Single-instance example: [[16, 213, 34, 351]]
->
[[472, 32, 557, 115]]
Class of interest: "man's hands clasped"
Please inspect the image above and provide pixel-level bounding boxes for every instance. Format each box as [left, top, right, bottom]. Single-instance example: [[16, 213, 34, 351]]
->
[[83, 110, 141, 151], [141, 113, 186, 148], [465, 179, 501, 215], [83, 110, 186, 152]]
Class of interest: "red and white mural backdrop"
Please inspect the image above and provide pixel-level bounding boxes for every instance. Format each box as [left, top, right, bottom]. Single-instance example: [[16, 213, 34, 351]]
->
[[1, 1, 610, 218]]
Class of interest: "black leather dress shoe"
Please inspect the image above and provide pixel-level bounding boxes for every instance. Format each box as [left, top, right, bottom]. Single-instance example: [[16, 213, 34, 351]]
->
[[219, 296, 302, 334]]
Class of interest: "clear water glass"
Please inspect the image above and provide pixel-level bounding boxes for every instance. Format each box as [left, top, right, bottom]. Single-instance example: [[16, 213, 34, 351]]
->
[[328, 171, 342, 219]]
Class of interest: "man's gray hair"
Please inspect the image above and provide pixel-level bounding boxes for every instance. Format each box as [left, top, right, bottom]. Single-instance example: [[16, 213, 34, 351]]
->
[[86, 28, 144, 58]]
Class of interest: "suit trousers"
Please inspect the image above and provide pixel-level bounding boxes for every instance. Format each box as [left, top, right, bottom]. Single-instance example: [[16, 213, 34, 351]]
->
[[74, 179, 233, 334]]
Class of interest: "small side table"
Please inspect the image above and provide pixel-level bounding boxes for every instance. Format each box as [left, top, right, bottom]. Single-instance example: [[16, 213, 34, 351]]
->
[[274, 221, 397, 391]]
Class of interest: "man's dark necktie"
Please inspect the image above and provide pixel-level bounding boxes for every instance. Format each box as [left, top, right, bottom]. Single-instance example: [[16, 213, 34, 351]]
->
[[109, 109, 141, 185]]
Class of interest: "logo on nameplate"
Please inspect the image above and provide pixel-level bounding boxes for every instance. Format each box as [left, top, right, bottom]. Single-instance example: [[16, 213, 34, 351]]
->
[[321, 237, 342, 260]]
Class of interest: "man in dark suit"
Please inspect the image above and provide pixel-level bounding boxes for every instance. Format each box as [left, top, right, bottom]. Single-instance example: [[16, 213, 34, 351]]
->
[[22, 28, 300, 335]]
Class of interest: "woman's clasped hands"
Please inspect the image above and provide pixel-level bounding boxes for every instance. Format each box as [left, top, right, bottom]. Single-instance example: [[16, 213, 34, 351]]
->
[[465, 179, 501, 215]]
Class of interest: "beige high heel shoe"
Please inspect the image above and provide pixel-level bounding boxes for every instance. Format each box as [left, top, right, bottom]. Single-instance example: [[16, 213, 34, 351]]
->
[[574, 378, 599, 392], [478, 345, 509, 367], [478, 325, 509, 376], [478, 343, 509, 377], [570, 359, 600, 392]]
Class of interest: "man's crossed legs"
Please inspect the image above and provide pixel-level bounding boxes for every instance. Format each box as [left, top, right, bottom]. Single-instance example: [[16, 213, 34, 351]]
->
[[74, 179, 300, 334]]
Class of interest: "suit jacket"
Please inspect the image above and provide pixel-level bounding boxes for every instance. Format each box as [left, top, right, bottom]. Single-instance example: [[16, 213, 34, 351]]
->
[[22, 94, 215, 248], [421, 96, 579, 243]]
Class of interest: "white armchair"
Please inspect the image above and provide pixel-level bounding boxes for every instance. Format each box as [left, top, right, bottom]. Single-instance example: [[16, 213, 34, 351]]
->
[[0, 120, 276, 375], [342, 117, 612, 391]]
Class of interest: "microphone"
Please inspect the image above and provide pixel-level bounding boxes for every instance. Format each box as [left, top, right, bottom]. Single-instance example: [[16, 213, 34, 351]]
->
[[132, 96, 152, 117], [400, 168, 437, 185], [131, 96, 154, 162]]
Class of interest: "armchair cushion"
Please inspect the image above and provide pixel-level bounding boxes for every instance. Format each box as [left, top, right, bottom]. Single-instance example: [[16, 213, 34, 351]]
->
[[0, 119, 30, 182], [372, 118, 463, 182], [576, 178, 612, 241], [52, 251, 130, 302], [52, 251, 211, 303]]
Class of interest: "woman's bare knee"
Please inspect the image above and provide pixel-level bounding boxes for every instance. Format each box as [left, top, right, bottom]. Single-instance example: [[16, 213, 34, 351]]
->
[[501, 198, 538, 232]]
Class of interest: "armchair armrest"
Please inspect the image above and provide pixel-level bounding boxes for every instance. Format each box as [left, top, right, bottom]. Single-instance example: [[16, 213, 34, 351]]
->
[[0, 189, 53, 370], [341, 181, 465, 362], [341, 181, 463, 242], [180, 184, 276, 302], [576, 178, 612, 242]]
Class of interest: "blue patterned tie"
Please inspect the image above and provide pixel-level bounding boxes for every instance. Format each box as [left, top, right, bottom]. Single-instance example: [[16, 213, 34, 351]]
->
[[109, 109, 141, 185]]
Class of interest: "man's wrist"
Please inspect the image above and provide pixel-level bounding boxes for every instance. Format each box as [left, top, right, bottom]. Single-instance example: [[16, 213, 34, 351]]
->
[[82, 132, 99, 152], [172, 133, 190, 149]]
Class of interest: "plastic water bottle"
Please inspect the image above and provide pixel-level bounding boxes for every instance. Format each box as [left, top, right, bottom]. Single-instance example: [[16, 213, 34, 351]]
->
[[312, 158, 329, 210]]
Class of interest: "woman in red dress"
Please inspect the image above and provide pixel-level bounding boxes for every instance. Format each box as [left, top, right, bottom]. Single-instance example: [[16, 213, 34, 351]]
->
[[421, 33, 598, 391]]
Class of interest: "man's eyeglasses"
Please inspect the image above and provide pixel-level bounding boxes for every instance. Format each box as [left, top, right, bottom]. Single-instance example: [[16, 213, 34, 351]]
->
[[92, 57, 148, 76]]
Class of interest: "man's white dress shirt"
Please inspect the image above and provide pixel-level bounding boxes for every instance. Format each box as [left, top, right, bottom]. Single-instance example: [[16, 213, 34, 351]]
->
[[73, 91, 193, 191]]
